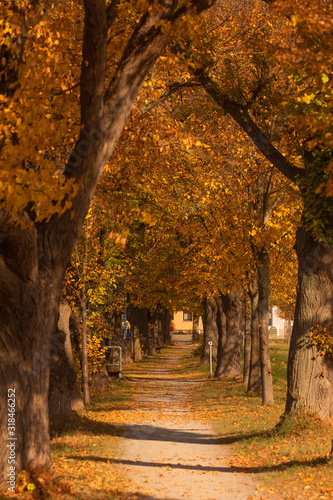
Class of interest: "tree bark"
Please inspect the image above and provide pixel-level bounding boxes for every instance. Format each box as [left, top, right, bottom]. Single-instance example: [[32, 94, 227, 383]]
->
[[247, 283, 261, 393], [258, 249, 274, 405], [81, 299, 90, 406], [129, 306, 150, 359], [132, 326, 142, 362], [193, 313, 200, 342], [214, 295, 227, 376], [160, 310, 172, 346], [243, 298, 251, 386], [201, 296, 218, 364], [156, 314, 163, 349], [214, 292, 243, 378], [129, 306, 149, 357], [0, 222, 63, 475], [285, 228, 333, 418], [148, 314, 158, 355], [48, 303, 84, 419]]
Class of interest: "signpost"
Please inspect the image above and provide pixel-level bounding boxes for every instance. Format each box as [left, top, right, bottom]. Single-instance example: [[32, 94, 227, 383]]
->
[[208, 341, 213, 376]]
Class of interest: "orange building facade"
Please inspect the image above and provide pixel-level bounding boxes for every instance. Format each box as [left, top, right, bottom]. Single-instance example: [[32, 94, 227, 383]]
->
[[172, 311, 204, 333]]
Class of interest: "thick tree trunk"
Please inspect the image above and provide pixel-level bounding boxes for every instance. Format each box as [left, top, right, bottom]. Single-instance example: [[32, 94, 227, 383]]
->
[[247, 284, 261, 393], [285, 228, 333, 418], [49, 303, 84, 419], [201, 296, 218, 364], [193, 313, 200, 342], [243, 298, 251, 386], [0, 224, 65, 476], [258, 250, 274, 405], [215, 292, 243, 378]]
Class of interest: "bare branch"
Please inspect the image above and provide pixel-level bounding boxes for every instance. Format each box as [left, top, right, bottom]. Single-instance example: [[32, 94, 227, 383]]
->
[[140, 80, 201, 114], [47, 82, 79, 99]]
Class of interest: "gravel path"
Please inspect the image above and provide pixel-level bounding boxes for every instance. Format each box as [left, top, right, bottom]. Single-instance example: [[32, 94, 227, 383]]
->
[[120, 338, 258, 499]]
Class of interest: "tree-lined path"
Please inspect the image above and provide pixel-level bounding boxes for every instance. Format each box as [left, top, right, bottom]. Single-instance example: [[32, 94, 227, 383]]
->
[[119, 336, 257, 499]]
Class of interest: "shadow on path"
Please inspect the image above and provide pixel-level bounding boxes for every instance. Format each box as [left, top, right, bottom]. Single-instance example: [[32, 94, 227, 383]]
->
[[67, 453, 328, 474], [120, 424, 218, 445]]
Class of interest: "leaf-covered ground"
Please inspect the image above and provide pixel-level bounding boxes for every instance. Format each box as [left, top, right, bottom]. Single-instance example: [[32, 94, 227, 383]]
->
[[2, 337, 332, 499], [117, 343, 257, 499], [188, 340, 333, 500]]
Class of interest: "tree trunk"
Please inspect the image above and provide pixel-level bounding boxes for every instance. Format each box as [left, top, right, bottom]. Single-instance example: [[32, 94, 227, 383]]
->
[[129, 307, 149, 357], [258, 249, 274, 405], [247, 283, 261, 393], [161, 310, 172, 346], [148, 314, 157, 356], [61, 305, 83, 413], [110, 312, 122, 345], [243, 297, 251, 386], [156, 314, 163, 349], [214, 295, 227, 376], [0, 225, 65, 476], [132, 326, 142, 362], [285, 228, 333, 418], [129, 306, 150, 359], [193, 313, 200, 342], [215, 292, 243, 378], [201, 296, 218, 364], [48, 303, 84, 419], [81, 299, 90, 406]]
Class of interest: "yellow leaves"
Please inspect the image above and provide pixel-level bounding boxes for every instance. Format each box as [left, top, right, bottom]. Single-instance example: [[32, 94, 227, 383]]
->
[[0, 0, 82, 216], [321, 73, 329, 84], [297, 93, 315, 104], [0, 166, 79, 226]]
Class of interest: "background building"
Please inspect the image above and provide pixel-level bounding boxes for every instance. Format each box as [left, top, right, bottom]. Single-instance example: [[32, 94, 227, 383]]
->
[[172, 311, 203, 333]]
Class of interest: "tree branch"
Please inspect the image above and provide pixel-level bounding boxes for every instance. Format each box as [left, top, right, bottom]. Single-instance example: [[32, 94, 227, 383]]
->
[[62, 0, 217, 258], [81, 0, 107, 130], [102, 0, 216, 143], [140, 80, 201, 114], [194, 69, 304, 183], [106, 0, 120, 28]]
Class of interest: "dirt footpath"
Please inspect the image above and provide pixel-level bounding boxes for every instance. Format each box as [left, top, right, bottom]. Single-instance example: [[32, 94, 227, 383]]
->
[[120, 338, 258, 499]]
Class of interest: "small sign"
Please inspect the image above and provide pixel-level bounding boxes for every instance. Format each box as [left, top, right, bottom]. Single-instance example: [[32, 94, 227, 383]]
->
[[208, 341, 213, 345]]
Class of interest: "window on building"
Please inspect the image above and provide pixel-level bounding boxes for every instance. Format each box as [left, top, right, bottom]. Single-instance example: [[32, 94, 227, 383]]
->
[[183, 312, 192, 321]]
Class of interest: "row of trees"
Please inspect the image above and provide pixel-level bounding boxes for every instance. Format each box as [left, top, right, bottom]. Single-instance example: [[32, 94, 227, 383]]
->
[[0, 0, 332, 482]]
